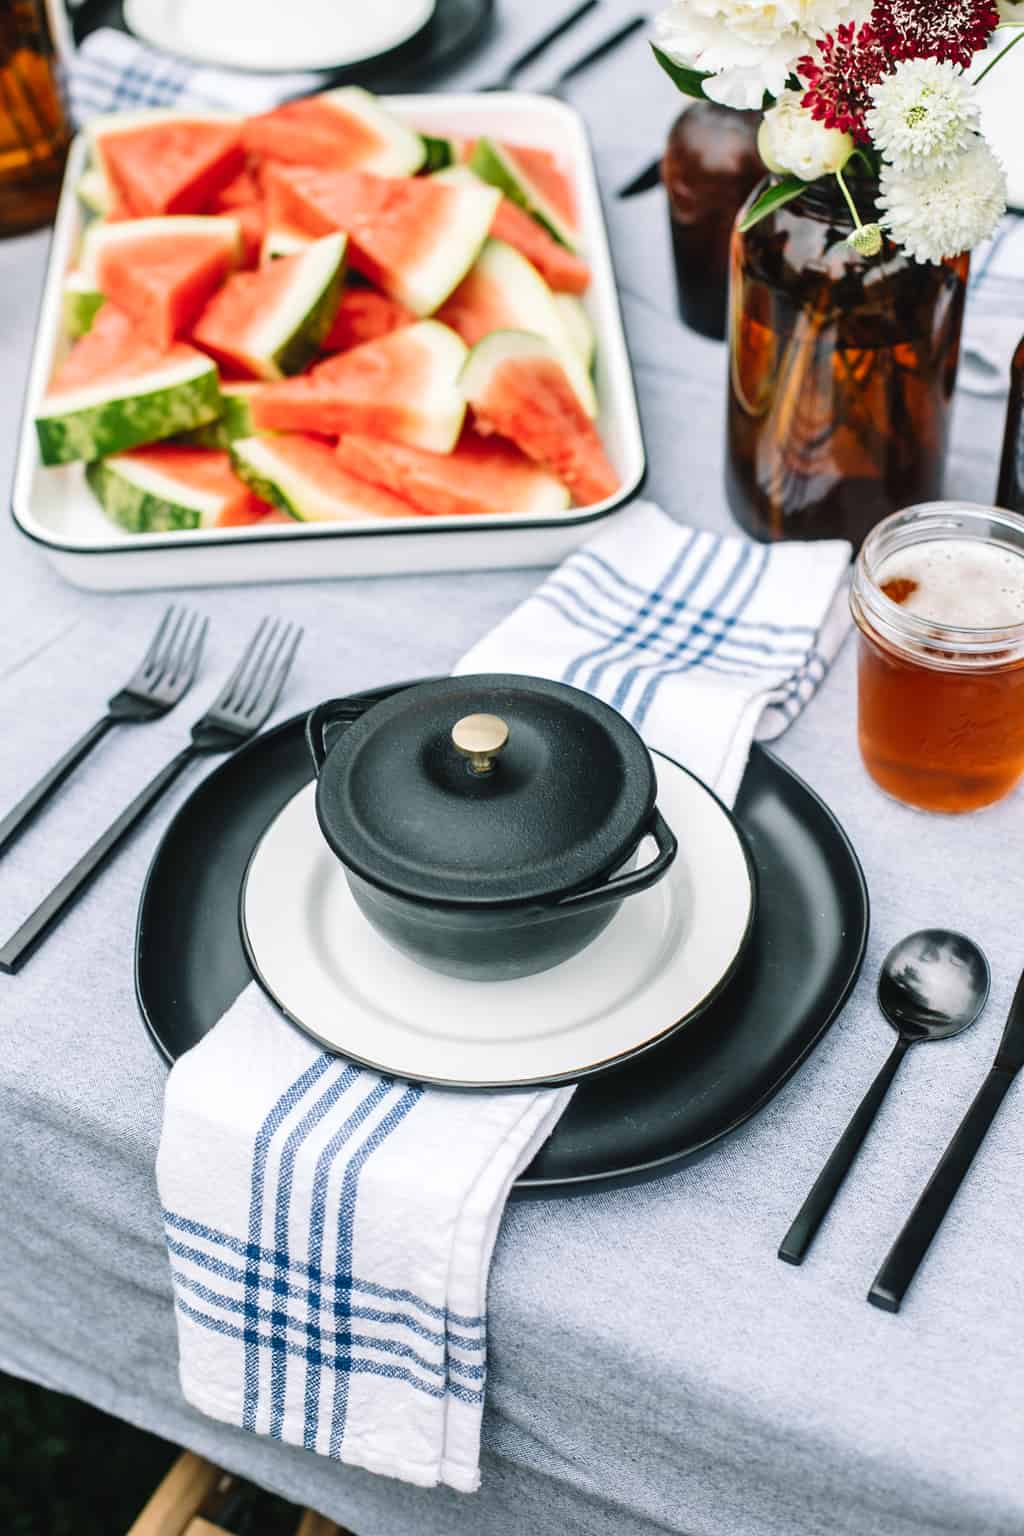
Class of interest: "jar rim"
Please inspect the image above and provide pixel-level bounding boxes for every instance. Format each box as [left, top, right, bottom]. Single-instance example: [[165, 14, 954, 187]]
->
[[852, 502, 1024, 663]]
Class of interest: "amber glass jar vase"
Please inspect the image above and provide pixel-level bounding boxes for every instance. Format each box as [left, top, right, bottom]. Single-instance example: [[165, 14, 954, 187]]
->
[[0, 0, 70, 237], [726, 175, 968, 549]]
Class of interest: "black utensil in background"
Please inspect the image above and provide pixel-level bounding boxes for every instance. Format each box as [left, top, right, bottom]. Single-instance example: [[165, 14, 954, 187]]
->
[[618, 154, 662, 199], [0, 618, 302, 975], [480, 0, 600, 89], [869, 964, 1024, 1313], [779, 929, 990, 1266], [0, 606, 205, 862], [548, 14, 647, 98]]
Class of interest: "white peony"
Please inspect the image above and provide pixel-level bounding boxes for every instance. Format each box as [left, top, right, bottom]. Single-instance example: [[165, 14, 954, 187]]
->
[[653, 0, 871, 109], [878, 136, 1007, 263], [867, 59, 980, 174], [758, 89, 853, 178]]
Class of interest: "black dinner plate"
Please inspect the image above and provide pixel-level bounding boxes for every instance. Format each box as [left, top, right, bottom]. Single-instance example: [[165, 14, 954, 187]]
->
[[74, 0, 495, 87], [136, 691, 869, 1194]]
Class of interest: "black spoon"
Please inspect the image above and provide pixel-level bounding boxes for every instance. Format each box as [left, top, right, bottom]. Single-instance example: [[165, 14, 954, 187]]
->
[[779, 929, 990, 1266]]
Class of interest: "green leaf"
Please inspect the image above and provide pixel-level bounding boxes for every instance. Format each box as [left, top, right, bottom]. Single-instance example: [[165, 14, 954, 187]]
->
[[651, 43, 710, 100], [738, 176, 806, 233]]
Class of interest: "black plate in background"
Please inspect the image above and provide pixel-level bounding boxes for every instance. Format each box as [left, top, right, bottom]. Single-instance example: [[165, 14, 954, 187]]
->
[[136, 701, 868, 1193], [72, 0, 495, 88]]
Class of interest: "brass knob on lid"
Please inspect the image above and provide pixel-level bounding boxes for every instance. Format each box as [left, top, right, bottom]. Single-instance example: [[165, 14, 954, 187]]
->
[[452, 713, 509, 775]]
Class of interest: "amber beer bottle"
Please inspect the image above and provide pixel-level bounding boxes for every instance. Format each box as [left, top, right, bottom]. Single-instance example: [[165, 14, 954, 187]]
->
[[0, 0, 71, 237], [996, 334, 1024, 514]]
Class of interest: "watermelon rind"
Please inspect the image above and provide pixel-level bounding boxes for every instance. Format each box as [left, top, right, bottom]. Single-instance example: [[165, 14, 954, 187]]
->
[[85, 452, 229, 532], [396, 174, 500, 315], [443, 238, 596, 417], [420, 134, 456, 173], [79, 214, 243, 286], [177, 384, 262, 449], [469, 137, 578, 253], [86, 108, 241, 211], [555, 293, 596, 371], [261, 225, 314, 263], [77, 168, 110, 218], [314, 87, 426, 176], [62, 271, 106, 340], [36, 355, 222, 466], [230, 435, 399, 523], [248, 232, 348, 378]]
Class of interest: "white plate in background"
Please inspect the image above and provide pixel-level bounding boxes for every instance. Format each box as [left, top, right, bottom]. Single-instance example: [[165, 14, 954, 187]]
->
[[13, 93, 646, 591], [123, 0, 436, 73]]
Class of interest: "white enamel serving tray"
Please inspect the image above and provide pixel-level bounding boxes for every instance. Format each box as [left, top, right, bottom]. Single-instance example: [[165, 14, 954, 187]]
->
[[12, 94, 646, 592], [240, 753, 756, 1088]]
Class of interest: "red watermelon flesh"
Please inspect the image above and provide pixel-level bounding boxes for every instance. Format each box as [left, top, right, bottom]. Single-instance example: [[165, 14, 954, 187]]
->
[[212, 167, 261, 208], [99, 119, 244, 218], [491, 198, 590, 294], [48, 303, 198, 395], [336, 430, 570, 518], [468, 348, 618, 507], [91, 224, 241, 349], [211, 168, 265, 266], [245, 97, 383, 169], [250, 320, 466, 452], [116, 444, 273, 526], [504, 144, 578, 237], [237, 434, 422, 521], [321, 289, 415, 352], [262, 164, 497, 314]]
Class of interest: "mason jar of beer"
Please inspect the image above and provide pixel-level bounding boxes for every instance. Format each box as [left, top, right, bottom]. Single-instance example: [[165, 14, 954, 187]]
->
[[850, 503, 1024, 813]]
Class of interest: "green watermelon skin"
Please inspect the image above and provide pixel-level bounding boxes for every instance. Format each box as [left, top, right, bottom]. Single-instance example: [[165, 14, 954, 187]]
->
[[36, 368, 222, 466], [230, 450, 296, 520], [272, 259, 344, 375], [178, 387, 260, 448], [85, 457, 203, 532]]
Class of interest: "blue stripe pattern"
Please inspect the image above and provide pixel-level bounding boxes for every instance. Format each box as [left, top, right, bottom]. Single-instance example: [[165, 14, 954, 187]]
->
[[166, 1056, 484, 1461]]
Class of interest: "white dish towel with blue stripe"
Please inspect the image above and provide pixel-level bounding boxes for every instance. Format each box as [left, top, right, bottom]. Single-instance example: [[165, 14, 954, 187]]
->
[[156, 501, 851, 1493]]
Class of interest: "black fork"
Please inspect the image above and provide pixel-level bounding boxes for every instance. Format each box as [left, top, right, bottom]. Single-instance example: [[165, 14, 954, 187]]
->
[[0, 605, 207, 861], [0, 618, 303, 975]]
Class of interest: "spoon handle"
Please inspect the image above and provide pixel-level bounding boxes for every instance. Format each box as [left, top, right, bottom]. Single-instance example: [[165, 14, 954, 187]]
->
[[779, 1037, 909, 1265]]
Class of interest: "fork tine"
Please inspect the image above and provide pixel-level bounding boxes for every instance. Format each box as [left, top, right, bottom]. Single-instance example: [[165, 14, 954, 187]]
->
[[250, 624, 303, 725], [140, 604, 176, 679], [165, 610, 198, 688], [233, 618, 281, 712], [240, 619, 291, 716], [180, 616, 209, 691], [214, 617, 270, 709], [153, 606, 186, 685]]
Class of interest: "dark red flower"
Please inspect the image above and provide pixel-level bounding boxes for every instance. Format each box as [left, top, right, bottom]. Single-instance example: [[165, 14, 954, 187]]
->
[[798, 22, 887, 145], [871, 0, 999, 68]]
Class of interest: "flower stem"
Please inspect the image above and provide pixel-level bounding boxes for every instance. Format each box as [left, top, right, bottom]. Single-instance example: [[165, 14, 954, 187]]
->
[[973, 28, 1024, 87], [834, 165, 864, 231]]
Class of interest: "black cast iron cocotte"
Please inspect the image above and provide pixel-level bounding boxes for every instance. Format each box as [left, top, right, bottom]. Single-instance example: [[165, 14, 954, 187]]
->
[[306, 675, 678, 982]]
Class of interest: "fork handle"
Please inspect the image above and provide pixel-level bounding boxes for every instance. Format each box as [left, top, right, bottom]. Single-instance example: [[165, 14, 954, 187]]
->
[[0, 746, 196, 974], [0, 715, 116, 860]]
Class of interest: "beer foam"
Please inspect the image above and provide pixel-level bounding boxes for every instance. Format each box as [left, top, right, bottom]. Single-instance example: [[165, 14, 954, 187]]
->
[[876, 537, 1024, 628]]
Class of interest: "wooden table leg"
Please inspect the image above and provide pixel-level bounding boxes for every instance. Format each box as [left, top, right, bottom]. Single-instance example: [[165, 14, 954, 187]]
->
[[126, 1451, 229, 1536]]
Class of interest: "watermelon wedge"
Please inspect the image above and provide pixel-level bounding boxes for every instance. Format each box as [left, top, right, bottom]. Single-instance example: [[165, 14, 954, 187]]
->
[[87, 110, 244, 218], [232, 435, 419, 522], [321, 288, 415, 352], [420, 135, 457, 173], [491, 196, 590, 295], [337, 430, 570, 518], [243, 87, 425, 177], [470, 137, 579, 251], [556, 293, 596, 370], [37, 304, 222, 466], [252, 320, 467, 452], [62, 271, 105, 340], [178, 383, 263, 448], [86, 444, 272, 531], [77, 168, 110, 218], [435, 239, 596, 416], [191, 233, 347, 380], [263, 164, 500, 315], [80, 216, 243, 349], [461, 331, 619, 507]]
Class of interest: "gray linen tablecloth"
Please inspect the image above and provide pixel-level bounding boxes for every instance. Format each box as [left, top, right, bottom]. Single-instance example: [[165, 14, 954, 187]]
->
[[2, 9, 1023, 1534]]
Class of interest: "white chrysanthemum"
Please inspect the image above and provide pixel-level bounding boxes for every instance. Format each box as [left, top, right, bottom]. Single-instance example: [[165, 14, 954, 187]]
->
[[878, 136, 1007, 263], [758, 89, 853, 178], [653, 0, 871, 110], [867, 59, 980, 173]]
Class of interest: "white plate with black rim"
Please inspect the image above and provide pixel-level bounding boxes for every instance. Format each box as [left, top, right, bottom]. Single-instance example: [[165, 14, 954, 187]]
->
[[239, 751, 756, 1088]]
